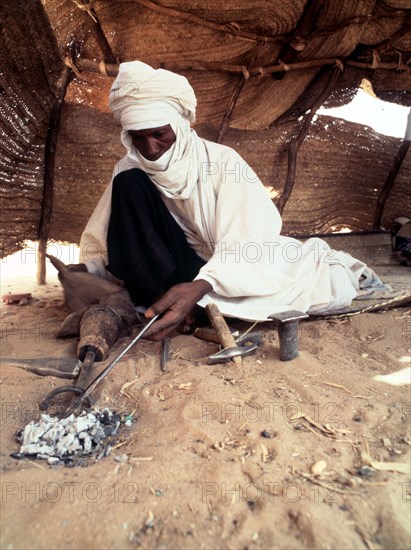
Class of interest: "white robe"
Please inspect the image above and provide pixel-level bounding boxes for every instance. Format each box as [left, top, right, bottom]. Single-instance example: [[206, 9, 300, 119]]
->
[[80, 139, 384, 321]]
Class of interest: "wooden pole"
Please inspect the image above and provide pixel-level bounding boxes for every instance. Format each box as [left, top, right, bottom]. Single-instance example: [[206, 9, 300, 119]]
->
[[215, 51, 257, 143], [216, 75, 246, 143], [74, 0, 117, 64], [74, 57, 411, 80], [372, 108, 411, 230], [37, 66, 73, 285], [276, 66, 341, 214], [273, 0, 325, 80]]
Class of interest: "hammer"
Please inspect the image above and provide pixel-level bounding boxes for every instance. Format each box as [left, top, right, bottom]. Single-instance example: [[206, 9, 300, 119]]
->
[[205, 303, 242, 363], [204, 303, 262, 364]]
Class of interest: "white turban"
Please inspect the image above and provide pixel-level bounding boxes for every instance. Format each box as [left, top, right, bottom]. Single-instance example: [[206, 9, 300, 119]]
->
[[109, 60, 204, 201], [109, 60, 197, 130]]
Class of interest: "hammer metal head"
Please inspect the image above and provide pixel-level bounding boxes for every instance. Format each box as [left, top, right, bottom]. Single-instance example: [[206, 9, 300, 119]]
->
[[268, 310, 308, 361], [268, 310, 309, 324], [207, 343, 257, 365]]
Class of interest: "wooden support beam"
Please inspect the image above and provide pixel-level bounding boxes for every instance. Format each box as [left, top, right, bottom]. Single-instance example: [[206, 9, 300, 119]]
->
[[215, 52, 257, 143], [37, 66, 73, 285], [372, 108, 411, 230], [274, 0, 325, 80], [276, 66, 341, 215], [72, 0, 116, 63], [216, 75, 247, 144], [75, 56, 411, 79]]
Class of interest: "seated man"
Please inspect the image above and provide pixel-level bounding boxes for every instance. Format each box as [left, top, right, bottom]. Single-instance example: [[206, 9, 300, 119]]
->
[[80, 60, 388, 341]]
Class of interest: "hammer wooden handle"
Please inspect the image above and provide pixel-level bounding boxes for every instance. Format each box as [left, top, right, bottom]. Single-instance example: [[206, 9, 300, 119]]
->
[[205, 303, 241, 363]]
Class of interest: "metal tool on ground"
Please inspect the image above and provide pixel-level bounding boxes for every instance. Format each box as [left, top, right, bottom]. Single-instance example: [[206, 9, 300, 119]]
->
[[193, 331, 262, 365], [204, 303, 261, 364], [0, 357, 81, 379], [160, 336, 170, 372], [268, 310, 308, 361], [207, 338, 260, 364], [40, 314, 160, 417]]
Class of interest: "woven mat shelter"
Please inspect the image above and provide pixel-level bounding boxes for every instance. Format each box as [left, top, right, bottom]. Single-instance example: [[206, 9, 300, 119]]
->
[[1, 0, 411, 277]]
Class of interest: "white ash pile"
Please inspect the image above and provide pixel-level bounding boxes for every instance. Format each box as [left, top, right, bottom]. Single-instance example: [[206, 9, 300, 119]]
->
[[15, 409, 122, 466]]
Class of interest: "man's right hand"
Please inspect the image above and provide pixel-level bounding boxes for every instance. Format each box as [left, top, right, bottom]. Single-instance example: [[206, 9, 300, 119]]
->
[[144, 279, 212, 341]]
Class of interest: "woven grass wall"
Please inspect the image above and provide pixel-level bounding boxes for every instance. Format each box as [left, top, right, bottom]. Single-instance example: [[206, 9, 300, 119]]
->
[[1, 0, 411, 258], [49, 107, 411, 243], [0, 0, 62, 257]]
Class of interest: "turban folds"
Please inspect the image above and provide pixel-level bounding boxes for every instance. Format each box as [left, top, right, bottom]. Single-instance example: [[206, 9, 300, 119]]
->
[[109, 60, 203, 201], [109, 61, 197, 130]]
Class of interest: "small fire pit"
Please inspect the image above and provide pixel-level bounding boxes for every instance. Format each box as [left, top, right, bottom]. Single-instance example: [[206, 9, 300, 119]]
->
[[13, 409, 123, 466]]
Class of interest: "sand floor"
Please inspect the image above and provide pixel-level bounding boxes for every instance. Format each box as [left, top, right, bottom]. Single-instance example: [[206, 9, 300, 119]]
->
[[0, 244, 410, 549]]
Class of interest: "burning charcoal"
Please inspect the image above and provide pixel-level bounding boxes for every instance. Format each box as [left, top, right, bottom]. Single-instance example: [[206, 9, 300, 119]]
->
[[83, 435, 92, 453], [43, 426, 65, 445], [59, 433, 76, 448], [103, 425, 113, 436], [15, 407, 123, 467], [60, 414, 75, 426], [22, 422, 49, 445], [94, 427, 106, 444], [21, 443, 55, 456], [66, 438, 82, 453], [99, 410, 111, 424], [74, 416, 91, 432]]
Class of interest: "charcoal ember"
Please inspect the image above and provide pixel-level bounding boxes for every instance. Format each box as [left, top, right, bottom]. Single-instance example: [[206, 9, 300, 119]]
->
[[58, 432, 76, 449], [103, 425, 113, 436], [43, 425, 65, 444], [83, 435, 92, 453], [99, 410, 112, 424], [74, 416, 91, 432]]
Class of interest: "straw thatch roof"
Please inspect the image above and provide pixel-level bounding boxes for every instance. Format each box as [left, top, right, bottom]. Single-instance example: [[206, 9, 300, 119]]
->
[[1, 0, 410, 263]]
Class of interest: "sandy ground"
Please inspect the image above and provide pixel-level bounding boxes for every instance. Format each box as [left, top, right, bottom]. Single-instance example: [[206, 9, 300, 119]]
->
[[0, 244, 410, 550]]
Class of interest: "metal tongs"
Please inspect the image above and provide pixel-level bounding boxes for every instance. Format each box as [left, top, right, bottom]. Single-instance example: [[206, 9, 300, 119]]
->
[[40, 314, 159, 418]]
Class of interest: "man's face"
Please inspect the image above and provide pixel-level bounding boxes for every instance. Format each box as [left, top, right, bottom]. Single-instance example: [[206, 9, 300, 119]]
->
[[129, 124, 176, 161]]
